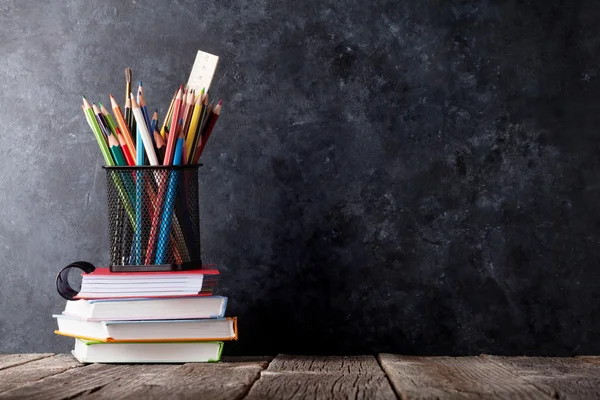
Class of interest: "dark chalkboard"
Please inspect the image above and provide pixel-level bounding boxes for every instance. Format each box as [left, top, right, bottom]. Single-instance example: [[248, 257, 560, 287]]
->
[[1, 0, 599, 356]]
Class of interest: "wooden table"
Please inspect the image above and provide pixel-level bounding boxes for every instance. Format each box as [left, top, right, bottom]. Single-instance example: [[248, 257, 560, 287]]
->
[[1, 354, 600, 399]]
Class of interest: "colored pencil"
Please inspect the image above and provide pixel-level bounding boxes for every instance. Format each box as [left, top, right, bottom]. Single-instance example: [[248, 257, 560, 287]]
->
[[92, 104, 111, 139], [150, 110, 158, 137], [107, 132, 127, 166], [107, 126, 127, 263], [154, 127, 166, 164], [124, 96, 135, 140], [188, 93, 208, 163], [185, 94, 202, 163], [190, 102, 212, 163], [99, 102, 117, 136], [109, 94, 136, 161], [138, 82, 152, 133], [115, 127, 135, 166], [199, 100, 213, 133], [83, 97, 113, 166], [132, 89, 145, 265], [130, 94, 159, 166], [194, 100, 222, 163], [125, 68, 132, 125], [160, 88, 178, 138], [83, 96, 135, 238], [164, 87, 183, 165], [180, 89, 195, 137], [155, 132, 185, 264]]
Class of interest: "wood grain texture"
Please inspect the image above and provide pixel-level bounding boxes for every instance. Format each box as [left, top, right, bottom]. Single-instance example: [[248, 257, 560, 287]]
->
[[0, 354, 82, 394], [0, 363, 175, 400], [0, 354, 54, 371], [486, 355, 600, 399], [577, 356, 600, 366], [245, 355, 396, 399], [379, 354, 551, 399], [267, 354, 384, 374], [85, 361, 268, 400]]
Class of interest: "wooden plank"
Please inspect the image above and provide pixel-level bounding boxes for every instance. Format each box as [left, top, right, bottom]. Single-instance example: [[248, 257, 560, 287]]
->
[[0, 363, 176, 400], [245, 355, 396, 399], [0, 354, 54, 371], [379, 354, 552, 399], [267, 354, 385, 374], [577, 356, 600, 366], [486, 355, 600, 399], [0, 354, 82, 394], [222, 355, 274, 363], [82, 361, 268, 400]]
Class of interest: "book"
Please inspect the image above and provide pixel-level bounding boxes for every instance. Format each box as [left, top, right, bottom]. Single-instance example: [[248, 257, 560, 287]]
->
[[76, 268, 219, 299], [72, 339, 223, 363], [63, 296, 227, 321], [54, 315, 237, 342]]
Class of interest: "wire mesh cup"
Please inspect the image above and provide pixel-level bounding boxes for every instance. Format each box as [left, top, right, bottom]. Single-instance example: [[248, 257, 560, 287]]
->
[[103, 165, 202, 272]]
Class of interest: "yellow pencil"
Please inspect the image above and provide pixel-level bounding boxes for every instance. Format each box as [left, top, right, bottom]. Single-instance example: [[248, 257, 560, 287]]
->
[[160, 88, 178, 139], [185, 94, 202, 163]]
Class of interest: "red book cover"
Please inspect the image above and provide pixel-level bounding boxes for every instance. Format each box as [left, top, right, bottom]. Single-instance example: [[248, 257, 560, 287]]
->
[[86, 268, 220, 277]]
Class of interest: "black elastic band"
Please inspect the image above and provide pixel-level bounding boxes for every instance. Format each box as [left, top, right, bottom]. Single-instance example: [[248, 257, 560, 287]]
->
[[56, 261, 96, 300]]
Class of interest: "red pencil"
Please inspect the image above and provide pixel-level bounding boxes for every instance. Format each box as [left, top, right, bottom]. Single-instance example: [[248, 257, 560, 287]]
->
[[115, 127, 135, 166], [193, 100, 222, 163], [164, 86, 183, 165]]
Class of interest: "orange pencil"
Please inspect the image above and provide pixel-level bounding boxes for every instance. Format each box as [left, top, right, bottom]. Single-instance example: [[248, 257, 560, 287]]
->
[[180, 90, 195, 139], [109, 94, 136, 161]]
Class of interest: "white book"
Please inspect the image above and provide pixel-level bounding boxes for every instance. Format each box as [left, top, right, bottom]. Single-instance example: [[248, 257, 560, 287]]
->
[[72, 339, 223, 363], [54, 315, 238, 342], [63, 296, 227, 321], [75, 268, 219, 299]]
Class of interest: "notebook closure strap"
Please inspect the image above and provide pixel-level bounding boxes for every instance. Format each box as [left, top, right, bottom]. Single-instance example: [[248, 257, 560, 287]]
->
[[56, 261, 96, 300]]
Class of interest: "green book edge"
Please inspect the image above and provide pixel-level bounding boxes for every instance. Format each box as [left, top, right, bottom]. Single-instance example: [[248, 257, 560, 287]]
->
[[208, 341, 225, 363], [76, 339, 224, 362]]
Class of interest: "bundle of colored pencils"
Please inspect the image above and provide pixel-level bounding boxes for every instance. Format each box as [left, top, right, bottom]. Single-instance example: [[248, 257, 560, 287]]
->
[[82, 68, 223, 266], [82, 68, 222, 168]]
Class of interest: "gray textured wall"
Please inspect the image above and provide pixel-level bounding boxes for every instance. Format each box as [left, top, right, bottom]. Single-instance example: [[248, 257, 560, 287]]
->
[[1, 0, 600, 355]]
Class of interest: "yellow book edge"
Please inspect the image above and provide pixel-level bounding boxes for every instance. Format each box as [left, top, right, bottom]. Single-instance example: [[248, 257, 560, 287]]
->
[[54, 317, 238, 343]]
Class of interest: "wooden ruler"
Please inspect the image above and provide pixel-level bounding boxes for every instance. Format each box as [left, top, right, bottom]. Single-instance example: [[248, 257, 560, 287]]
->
[[187, 50, 219, 93]]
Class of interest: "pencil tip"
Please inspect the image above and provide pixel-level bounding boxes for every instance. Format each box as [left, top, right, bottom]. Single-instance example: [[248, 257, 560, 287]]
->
[[82, 95, 86, 99], [139, 81, 143, 86], [218, 99, 223, 105]]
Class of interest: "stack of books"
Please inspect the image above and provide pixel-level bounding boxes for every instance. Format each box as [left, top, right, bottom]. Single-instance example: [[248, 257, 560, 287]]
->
[[53, 268, 237, 363]]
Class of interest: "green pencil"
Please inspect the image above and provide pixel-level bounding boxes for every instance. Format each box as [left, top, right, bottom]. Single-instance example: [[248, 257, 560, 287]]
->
[[107, 133, 127, 166], [83, 96, 113, 166], [83, 96, 134, 228], [99, 102, 118, 136]]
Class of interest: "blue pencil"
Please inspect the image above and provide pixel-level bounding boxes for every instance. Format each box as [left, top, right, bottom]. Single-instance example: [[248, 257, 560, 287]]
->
[[139, 82, 152, 131], [133, 90, 145, 265], [155, 135, 184, 264]]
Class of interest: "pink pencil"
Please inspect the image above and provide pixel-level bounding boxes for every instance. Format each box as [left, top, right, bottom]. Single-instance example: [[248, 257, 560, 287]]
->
[[163, 86, 183, 165]]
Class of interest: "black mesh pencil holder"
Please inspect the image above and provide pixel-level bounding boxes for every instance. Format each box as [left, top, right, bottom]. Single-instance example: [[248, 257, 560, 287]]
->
[[103, 165, 202, 272]]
